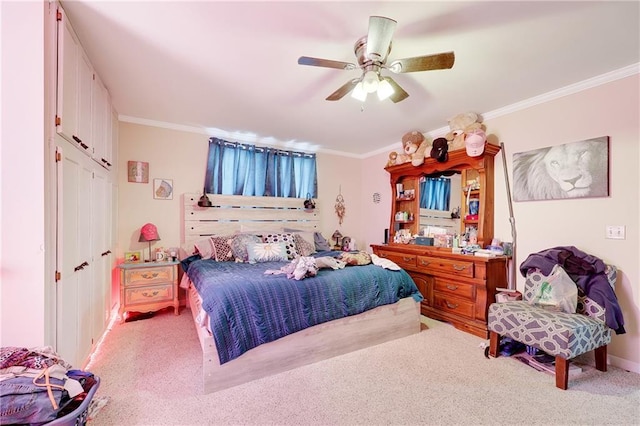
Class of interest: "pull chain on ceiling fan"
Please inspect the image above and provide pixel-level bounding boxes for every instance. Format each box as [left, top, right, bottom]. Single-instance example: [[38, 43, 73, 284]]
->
[[298, 16, 455, 103]]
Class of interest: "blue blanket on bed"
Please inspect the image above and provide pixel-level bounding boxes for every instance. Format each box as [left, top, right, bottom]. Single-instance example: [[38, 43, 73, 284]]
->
[[186, 256, 422, 364]]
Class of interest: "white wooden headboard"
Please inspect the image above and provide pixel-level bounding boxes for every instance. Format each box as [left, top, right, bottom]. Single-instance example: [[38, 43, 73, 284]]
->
[[182, 193, 320, 245]]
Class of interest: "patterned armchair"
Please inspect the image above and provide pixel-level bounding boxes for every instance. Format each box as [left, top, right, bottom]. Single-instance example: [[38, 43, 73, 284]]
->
[[487, 266, 616, 389]]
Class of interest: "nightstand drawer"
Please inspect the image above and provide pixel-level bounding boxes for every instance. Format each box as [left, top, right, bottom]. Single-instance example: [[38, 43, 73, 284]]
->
[[433, 277, 474, 300], [376, 250, 416, 269], [125, 283, 174, 305], [124, 266, 175, 287], [417, 256, 474, 278]]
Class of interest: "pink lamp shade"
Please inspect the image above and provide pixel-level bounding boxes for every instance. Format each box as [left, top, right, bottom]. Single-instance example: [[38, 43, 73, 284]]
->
[[139, 223, 160, 242]]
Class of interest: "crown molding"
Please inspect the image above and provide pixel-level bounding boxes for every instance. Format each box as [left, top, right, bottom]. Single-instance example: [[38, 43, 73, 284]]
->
[[120, 63, 639, 160]]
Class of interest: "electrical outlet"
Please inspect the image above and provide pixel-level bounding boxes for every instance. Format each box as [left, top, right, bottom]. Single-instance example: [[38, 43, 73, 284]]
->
[[605, 225, 626, 240]]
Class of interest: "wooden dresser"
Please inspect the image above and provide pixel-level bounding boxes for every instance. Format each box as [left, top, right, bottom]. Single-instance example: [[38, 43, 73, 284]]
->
[[371, 244, 507, 338]]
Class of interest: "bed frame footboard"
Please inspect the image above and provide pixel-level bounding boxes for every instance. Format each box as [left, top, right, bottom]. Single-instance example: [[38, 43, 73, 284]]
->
[[188, 284, 420, 394]]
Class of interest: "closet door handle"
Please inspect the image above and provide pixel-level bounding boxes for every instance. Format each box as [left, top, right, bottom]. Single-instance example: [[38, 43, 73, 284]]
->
[[73, 261, 88, 271]]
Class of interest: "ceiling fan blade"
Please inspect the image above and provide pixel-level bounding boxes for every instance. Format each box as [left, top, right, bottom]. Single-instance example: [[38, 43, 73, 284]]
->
[[366, 16, 397, 62], [298, 56, 356, 70], [326, 79, 359, 101], [388, 51, 455, 73], [382, 76, 409, 103]]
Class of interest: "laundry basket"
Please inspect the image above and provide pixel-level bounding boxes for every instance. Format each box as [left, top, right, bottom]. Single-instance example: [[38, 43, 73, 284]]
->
[[46, 376, 100, 426]]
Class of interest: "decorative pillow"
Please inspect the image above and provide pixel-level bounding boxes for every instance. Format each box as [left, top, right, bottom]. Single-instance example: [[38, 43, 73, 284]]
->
[[211, 235, 234, 261], [293, 233, 316, 257], [263, 233, 298, 259], [283, 228, 316, 251], [314, 232, 332, 252], [193, 237, 215, 260], [247, 242, 288, 263], [339, 251, 372, 266], [230, 233, 261, 262]]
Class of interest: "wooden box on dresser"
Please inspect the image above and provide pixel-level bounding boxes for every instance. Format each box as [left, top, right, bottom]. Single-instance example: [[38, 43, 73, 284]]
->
[[371, 245, 507, 338], [375, 144, 507, 338]]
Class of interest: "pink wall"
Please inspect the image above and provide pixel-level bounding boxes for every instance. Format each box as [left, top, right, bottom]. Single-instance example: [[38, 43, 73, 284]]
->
[[0, 2, 48, 346]]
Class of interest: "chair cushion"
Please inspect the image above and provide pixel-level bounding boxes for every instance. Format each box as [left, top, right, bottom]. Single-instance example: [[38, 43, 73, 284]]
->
[[488, 301, 611, 359]]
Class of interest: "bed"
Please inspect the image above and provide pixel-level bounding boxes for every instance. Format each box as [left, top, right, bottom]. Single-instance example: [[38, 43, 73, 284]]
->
[[181, 193, 423, 394]]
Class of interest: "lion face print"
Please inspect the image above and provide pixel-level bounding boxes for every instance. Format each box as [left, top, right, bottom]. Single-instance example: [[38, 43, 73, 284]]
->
[[513, 137, 609, 201]]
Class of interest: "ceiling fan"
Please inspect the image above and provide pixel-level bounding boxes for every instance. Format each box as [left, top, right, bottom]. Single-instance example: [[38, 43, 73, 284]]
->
[[298, 16, 455, 103]]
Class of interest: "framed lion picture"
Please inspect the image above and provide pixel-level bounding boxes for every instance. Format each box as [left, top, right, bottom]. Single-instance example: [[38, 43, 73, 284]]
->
[[512, 136, 609, 202]]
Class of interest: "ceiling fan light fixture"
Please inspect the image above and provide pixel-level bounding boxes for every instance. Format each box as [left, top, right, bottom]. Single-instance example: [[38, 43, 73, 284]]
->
[[377, 78, 394, 101], [362, 70, 379, 93], [351, 82, 367, 102]]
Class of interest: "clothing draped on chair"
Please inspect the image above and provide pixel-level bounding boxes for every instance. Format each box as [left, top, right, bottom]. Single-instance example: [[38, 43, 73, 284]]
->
[[204, 138, 317, 198]]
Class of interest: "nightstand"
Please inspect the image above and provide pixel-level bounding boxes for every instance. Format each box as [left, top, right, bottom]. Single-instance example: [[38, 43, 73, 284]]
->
[[117, 260, 180, 322]]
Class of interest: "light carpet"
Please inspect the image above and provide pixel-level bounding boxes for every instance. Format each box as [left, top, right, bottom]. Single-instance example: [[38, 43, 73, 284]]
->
[[86, 308, 640, 425]]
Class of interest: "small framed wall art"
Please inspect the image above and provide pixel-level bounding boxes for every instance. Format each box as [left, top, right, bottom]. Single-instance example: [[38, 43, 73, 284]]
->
[[153, 178, 174, 200], [127, 161, 149, 183]]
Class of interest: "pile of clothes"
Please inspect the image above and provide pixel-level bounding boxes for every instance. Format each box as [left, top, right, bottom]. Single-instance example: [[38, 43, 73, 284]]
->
[[0, 346, 98, 425]]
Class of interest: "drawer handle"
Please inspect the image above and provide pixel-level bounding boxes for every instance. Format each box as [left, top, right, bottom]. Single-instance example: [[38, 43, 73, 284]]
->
[[402, 256, 413, 262], [446, 285, 458, 291], [141, 291, 159, 298], [420, 260, 430, 266], [141, 273, 159, 279], [453, 265, 468, 271], [445, 301, 459, 309], [380, 253, 388, 258]]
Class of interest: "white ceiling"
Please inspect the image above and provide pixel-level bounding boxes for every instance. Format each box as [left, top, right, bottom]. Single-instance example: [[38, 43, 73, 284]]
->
[[60, 1, 639, 157]]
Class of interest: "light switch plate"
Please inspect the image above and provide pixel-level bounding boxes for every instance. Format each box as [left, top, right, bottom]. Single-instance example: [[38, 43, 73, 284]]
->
[[605, 225, 626, 240]]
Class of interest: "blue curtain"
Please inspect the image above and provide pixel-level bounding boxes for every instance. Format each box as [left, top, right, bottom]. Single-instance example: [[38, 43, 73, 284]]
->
[[420, 177, 451, 211], [204, 138, 317, 198]]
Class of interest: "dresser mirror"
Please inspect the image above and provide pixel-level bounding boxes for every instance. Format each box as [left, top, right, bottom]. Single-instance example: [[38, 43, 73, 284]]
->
[[418, 172, 461, 235]]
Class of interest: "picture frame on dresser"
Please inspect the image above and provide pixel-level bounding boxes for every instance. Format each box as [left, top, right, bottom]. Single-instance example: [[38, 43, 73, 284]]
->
[[124, 251, 141, 263]]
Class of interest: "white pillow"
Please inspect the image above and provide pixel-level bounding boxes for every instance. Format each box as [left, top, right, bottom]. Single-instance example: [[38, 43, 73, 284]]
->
[[193, 237, 215, 259], [370, 253, 401, 271]]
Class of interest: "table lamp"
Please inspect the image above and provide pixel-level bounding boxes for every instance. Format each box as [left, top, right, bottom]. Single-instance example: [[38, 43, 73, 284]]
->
[[139, 223, 160, 262], [332, 230, 343, 248]]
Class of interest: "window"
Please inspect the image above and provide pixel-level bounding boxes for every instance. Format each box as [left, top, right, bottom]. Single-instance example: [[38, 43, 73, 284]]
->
[[204, 138, 317, 198], [419, 177, 451, 211]]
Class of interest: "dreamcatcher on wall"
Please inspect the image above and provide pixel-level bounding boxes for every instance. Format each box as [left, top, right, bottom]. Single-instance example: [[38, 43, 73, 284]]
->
[[334, 186, 346, 225]]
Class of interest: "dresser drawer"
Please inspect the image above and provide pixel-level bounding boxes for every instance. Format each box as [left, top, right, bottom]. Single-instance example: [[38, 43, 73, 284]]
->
[[433, 277, 474, 301], [377, 250, 417, 269], [124, 266, 175, 287], [433, 293, 475, 319], [417, 256, 474, 278], [124, 283, 174, 305]]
